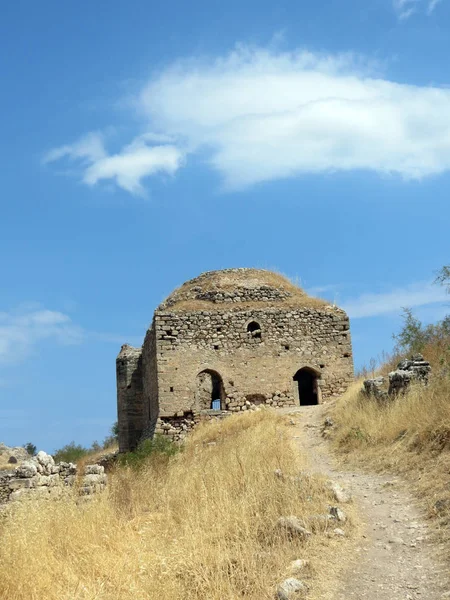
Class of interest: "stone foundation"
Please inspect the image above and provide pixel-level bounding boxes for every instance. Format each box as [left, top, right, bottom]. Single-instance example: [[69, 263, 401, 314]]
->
[[150, 392, 297, 443]]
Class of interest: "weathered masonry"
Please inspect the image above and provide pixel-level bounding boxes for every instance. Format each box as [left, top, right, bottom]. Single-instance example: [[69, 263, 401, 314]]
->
[[117, 268, 354, 452]]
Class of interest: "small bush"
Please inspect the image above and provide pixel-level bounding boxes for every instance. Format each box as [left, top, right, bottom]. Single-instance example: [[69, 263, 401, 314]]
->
[[23, 442, 37, 456], [102, 421, 119, 449], [118, 434, 180, 468], [53, 441, 90, 463]]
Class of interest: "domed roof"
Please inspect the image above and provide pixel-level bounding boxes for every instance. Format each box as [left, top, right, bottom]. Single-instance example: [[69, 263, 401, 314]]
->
[[157, 268, 331, 312]]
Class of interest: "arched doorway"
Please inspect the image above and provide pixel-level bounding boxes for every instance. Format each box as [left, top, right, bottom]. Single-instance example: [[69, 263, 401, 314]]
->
[[196, 370, 225, 410], [293, 368, 320, 406]]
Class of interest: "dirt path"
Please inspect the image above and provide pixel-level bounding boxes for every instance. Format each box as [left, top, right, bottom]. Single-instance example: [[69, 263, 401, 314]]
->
[[290, 404, 448, 600]]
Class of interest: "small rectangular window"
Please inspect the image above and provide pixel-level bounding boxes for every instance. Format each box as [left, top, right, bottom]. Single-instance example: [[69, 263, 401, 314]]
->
[[170, 386, 174, 392]]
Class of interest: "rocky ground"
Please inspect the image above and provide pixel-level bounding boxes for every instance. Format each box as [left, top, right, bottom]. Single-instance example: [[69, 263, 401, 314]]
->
[[290, 404, 449, 600]]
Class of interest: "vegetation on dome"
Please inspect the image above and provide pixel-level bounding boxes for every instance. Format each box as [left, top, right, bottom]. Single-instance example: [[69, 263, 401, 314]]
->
[[157, 268, 331, 312]]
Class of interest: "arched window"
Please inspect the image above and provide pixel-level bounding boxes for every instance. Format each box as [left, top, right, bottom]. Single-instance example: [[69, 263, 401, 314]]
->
[[196, 369, 225, 410], [293, 367, 320, 406], [247, 321, 262, 340]]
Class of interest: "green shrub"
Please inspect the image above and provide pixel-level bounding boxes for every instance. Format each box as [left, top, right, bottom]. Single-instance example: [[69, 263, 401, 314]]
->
[[23, 442, 37, 456], [53, 442, 90, 463], [118, 434, 180, 469]]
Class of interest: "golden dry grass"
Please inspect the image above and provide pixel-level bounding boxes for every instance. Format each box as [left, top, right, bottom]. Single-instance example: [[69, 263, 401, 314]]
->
[[0, 456, 17, 471], [330, 375, 450, 559], [0, 410, 354, 600], [74, 444, 119, 472]]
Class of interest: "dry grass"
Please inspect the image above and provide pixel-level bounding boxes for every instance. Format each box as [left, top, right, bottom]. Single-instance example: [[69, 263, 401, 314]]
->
[[0, 456, 17, 471], [0, 410, 354, 600], [330, 375, 450, 559], [74, 444, 118, 472], [158, 268, 329, 313]]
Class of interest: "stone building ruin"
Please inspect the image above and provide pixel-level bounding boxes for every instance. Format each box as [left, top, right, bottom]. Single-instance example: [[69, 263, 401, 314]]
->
[[117, 269, 354, 452]]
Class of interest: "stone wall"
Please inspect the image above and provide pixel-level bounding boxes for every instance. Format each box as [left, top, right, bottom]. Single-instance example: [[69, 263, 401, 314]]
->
[[150, 395, 293, 443], [0, 451, 106, 507], [143, 305, 353, 424]]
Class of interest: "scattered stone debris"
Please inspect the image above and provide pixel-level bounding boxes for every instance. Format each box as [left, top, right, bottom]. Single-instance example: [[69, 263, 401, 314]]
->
[[289, 559, 309, 574], [328, 480, 353, 503], [363, 376, 388, 401], [363, 354, 431, 401], [95, 450, 118, 472], [333, 528, 346, 537], [0, 449, 107, 507], [329, 506, 347, 522], [388, 536, 405, 545], [277, 516, 312, 538], [276, 577, 308, 599], [274, 468, 284, 479]]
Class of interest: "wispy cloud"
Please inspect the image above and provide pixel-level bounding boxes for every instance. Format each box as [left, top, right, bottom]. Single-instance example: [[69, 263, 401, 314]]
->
[[0, 305, 139, 366], [45, 42, 450, 196], [0, 307, 83, 365], [43, 132, 184, 197], [393, 0, 442, 19], [342, 281, 448, 319]]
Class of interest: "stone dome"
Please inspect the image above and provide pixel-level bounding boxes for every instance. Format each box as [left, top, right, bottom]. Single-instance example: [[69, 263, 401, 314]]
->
[[157, 268, 330, 312]]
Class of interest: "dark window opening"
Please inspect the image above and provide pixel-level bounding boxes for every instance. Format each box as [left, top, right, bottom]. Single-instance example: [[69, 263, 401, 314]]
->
[[196, 369, 225, 410], [166, 329, 173, 336], [343, 352, 351, 358], [293, 368, 320, 406], [284, 345, 290, 351], [217, 327, 222, 332], [170, 386, 174, 392], [213, 344, 219, 350], [247, 321, 262, 339], [319, 364, 325, 369]]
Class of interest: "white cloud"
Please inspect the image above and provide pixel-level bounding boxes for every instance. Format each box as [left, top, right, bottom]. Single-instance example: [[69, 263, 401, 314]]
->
[[427, 0, 443, 13], [394, 0, 419, 19], [46, 43, 450, 194], [0, 307, 84, 365], [393, 0, 443, 19], [44, 132, 184, 197], [342, 281, 448, 319], [42, 131, 107, 164]]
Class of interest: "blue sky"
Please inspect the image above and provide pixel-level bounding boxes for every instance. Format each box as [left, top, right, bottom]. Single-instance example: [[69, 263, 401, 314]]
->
[[1, 0, 449, 451]]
